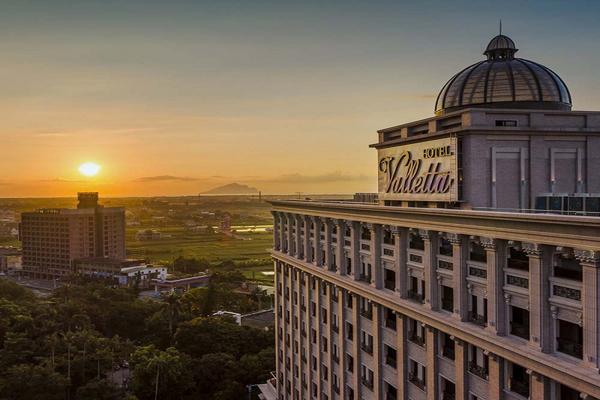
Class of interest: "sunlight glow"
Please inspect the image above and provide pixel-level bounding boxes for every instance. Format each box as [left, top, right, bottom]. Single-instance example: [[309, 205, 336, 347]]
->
[[78, 162, 101, 177]]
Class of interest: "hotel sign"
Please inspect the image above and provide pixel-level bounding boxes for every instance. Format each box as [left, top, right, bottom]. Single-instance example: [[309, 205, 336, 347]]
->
[[378, 137, 458, 202]]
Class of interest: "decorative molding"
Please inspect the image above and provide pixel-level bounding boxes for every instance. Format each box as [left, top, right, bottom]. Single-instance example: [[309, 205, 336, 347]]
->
[[523, 243, 542, 257], [480, 237, 497, 250], [550, 305, 558, 320], [447, 232, 463, 245], [574, 249, 600, 265]]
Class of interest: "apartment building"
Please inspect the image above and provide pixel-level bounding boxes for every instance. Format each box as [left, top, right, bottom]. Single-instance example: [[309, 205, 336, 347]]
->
[[20, 192, 125, 279]]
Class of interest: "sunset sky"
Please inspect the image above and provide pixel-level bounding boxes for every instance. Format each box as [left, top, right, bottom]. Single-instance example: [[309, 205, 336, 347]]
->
[[1, 0, 599, 197]]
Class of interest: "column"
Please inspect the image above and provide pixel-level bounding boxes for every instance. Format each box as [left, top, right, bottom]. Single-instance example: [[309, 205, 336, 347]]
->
[[372, 304, 381, 399], [335, 219, 346, 276], [294, 215, 302, 259], [338, 289, 347, 400], [352, 293, 361, 398], [576, 249, 600, 370], [524, 243, 553, 353], [303, 215, 312, 263], [396, 314, 407, 400], [313, 217, 323, 266], [454, 338, 468, 400], [286, 214, 294, 256], [274, 261, 282, 398], [393, 227, 408, 298], [304, 273, 313, 397], [483, 237, 508, 336], [487, 352, 504, 400], [422, 230, 439, 311], [425, 326, 439, 400], [350, 221, 361, 281], [449, 233, 468, 320], [272, 211, 281, 251], [324, 218, 334, 271], [529, 370, 550, 400], [369, 223, 382, 289]]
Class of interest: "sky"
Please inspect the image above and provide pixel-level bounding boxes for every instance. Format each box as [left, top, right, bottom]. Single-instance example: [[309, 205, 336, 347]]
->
[[1, 0, 599, 197]]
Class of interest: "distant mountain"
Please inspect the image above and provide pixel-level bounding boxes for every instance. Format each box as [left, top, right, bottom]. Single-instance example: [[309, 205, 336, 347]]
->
[[201, 183, 259, 195]]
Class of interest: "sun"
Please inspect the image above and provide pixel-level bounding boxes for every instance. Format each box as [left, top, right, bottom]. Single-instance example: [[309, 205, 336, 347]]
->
[[78, 162, 101, 177]]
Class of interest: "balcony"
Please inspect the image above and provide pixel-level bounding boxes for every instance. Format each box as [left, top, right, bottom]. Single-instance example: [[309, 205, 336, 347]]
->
[[408, 331, 425, 347], [468, 361, 488, 380], [332, 324, 339, 334], [468, 312, 487, 327], [360, 308, 373, 319], [407, 290, 424, 304], [509, 379, 530, 398], [467, 261, 487, 279], [505, 268, 529, 289], [408, 373, 425, 390], [361, 377, 374, 390], [438, 254, 454, 271], [359, 273, 372, 283], [557, 337, 583, 359]]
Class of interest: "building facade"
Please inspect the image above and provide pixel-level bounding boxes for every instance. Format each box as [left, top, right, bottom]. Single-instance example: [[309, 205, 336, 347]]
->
[[270, 34, 600, 400], [20, 192, 126, 279]]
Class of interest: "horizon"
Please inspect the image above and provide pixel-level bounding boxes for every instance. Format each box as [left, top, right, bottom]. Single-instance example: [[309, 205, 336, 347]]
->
[[2, 0, 600, 196]]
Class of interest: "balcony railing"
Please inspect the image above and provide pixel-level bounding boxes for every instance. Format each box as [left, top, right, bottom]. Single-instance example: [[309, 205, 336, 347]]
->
[[438, 254, 454, 271], [550, 277, 582, 302], [407, 290, 424, 304], [468, 361, 488, 380], [467, 261, 487, 279], [359, 273, 372, 283], [408, 373, 425, 390], [360, 308, 373, 319], [468, 312, 487, 327], [408, 331, 425, 347], [557, 337, 583, 359], [509, 379, 530, 398]]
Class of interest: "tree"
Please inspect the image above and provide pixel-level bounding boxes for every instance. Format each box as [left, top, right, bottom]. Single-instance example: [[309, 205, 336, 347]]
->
[[0, 364, 67, 400], [130, 345, 193, 400], [75, 378, 124, 400]]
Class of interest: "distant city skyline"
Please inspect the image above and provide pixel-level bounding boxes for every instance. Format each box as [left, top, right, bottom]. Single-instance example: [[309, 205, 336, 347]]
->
[[1, 0, 599, 196]]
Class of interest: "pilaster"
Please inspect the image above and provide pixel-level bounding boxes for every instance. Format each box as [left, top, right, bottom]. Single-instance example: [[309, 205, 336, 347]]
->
[[483, 237, 508, 336], [425, 325, 439, 400], [350, 221, 361, 281], [524, 243, 553, 353], [368, 223, 383, 289], [396, 313, 407, 400], [422, 230, 439, 311], [454, 337, 468, 400], [488, 352, 504, 400], [449, 233, 468, 320], [335, 219, 346, 276], [576, 249, 600, 370], [392, 227, 408, 298]]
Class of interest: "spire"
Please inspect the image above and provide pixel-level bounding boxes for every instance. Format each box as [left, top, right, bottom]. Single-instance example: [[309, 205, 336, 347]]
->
[[499, 19, 502, 36]]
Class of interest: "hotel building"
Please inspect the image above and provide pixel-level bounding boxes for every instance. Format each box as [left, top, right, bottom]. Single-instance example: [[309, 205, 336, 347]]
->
[[270, 34, 600, 400], [20, 192, 126, 279]]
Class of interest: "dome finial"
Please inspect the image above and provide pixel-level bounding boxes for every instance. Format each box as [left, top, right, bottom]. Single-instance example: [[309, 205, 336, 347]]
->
[[499, 19, 502, 35]]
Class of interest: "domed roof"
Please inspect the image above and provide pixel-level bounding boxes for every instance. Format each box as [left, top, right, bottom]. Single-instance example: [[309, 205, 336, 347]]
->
[[435, 34, 572, 115]]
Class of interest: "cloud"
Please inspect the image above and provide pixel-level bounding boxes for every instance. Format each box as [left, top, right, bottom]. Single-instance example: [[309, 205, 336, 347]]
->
[[133, 175, 199, 183]]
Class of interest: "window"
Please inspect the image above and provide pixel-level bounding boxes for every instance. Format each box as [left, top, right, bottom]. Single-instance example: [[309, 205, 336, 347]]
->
[[495, 119, 518, 127], [361, 364, 374, 390], [469, 241, 487, 263], [346, 291, 353, 309], [507, 247, 529, 271], [408, 359, 426, 390], [510, 306, 530, 340], [441, 377, 456, 399], [468, 345, 489, 380], [439, 237, 453, 256], [469, 295, 487, 326], [557, 319, 583, 359], [384, 268, 396, 291], [346, 353, 354, 373], [384, 381, 398, 400], [346, 322, 354, 340], [409, 232, 425, 250], [346, 257, 352, 275], [441, 332, 455, 360], [408, 318, 425, 347], [360, 331, 373, 354], [554, 252, 583, 281], [384, 307, 397, 331], [508, 363, 529, 398], [384, 344, 397, 368], [441, 285, 454, 312]]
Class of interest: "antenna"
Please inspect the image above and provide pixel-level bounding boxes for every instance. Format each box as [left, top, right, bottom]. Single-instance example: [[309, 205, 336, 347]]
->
[[499, 19, 502, 35]]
